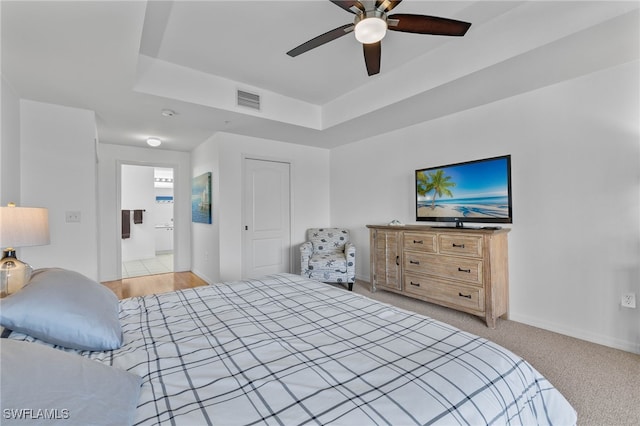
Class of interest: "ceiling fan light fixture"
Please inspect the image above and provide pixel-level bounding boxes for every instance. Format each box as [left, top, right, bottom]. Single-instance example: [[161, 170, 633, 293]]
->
[[354, 17, 387, 44]]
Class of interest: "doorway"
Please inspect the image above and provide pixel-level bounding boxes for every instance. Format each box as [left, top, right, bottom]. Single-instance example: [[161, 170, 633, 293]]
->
[[121, 164, 175, 278], [242, 157, 292, 279]]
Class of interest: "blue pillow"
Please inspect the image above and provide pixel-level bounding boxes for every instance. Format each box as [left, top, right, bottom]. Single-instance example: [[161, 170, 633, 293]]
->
[[0, 268, 122, 351], [1, 339, 141, 425]]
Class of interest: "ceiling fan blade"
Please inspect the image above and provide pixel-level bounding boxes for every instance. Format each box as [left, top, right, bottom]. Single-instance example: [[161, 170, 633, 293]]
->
[[363, 42, 381, 76], [287, 24, 354, 57], [330, 1, 365, 14], [375, 0, 402, 13], [388, 14, 471, 36]]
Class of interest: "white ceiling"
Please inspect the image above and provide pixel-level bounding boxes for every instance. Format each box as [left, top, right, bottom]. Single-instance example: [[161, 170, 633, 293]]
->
[[2, 1, 638, 151]]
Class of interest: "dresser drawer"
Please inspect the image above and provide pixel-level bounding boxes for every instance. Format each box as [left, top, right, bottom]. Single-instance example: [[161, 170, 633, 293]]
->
[[403, 232, 437, 253], [404, 252, 483, 285], [404, 273, 485, 312], [438, 234, 483, 258]]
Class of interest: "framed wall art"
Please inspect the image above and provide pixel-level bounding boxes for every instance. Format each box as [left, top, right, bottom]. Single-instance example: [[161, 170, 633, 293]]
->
[[192, 172, 212, 224]]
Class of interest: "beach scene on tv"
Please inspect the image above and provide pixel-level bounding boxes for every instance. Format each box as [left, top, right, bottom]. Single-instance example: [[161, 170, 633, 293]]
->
[[416, 157, 511, 220]]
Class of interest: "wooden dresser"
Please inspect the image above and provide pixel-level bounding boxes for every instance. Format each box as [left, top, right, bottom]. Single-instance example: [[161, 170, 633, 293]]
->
[[367, 224, 510, 328]]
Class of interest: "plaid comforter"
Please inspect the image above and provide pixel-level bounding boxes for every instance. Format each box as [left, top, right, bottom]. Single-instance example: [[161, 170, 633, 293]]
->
[[22, 273, 579, 425]]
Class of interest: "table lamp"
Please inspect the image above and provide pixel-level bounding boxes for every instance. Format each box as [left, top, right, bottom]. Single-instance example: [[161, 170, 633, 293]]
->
[[0, 203, 50, 297]]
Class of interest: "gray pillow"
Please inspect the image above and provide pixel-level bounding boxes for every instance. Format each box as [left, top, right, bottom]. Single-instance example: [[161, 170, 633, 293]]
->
[[0, 268, 122, 351], [0, 339, 141, 426]]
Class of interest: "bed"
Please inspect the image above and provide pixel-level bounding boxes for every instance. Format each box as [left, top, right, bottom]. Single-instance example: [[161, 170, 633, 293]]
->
[[1, 270, 576, 425]]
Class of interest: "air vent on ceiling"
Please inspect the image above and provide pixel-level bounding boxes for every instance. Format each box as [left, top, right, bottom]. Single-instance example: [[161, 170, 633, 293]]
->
[[237, 90, 261, 110]]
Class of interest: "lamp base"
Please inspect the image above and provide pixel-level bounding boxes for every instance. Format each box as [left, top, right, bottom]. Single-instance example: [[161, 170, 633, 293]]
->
[[0, 249, 33, 297]]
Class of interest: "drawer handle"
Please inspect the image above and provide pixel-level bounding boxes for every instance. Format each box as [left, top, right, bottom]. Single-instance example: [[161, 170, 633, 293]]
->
[[410, 281, 421, 287], [458, 267, 471, 273], [396, 255, 400, 266], [458, 292, 472, 299], [452, 243, 465, 248], [413, 240, 423, 244], [409, 260, 420, 265]]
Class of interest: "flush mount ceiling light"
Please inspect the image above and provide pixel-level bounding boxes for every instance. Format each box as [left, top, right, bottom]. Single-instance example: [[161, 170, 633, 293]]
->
[[161, 109, 176, 117], [354, 14, 387, 44], [146, 137, 162, 147]]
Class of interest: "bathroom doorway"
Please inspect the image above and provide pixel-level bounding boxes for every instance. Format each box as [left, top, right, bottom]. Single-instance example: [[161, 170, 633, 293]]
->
[[121, 164, 175, 278]]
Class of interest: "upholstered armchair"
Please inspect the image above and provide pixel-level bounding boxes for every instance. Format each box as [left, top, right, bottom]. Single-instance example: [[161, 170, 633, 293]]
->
[[300, 228, 356, 290]]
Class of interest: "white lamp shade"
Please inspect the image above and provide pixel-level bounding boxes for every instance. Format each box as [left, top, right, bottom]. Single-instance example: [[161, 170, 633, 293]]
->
[[0, 206, 50, 248]]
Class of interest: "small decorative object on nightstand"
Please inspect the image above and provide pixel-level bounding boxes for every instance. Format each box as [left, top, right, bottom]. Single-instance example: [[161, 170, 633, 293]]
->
[[0, 203, 50, 297]]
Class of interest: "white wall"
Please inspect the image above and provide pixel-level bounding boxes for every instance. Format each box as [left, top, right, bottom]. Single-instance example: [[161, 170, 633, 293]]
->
[[19, 100, 99, 280], [330, 60, 640, 353], [1, 75, 21, 206], [190, 134, 220, 283], [191, 132, 330, 283], [121, 165, 155, 261], [97, 144, 190, 281]]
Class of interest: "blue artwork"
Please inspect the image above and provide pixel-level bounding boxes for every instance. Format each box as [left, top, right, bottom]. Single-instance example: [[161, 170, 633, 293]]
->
[[192, 172, 212, 224]]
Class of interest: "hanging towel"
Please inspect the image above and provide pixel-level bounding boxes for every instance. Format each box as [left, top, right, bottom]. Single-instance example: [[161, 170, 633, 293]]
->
[[133, 209, 144, 224], [122, 210, 131, 239]]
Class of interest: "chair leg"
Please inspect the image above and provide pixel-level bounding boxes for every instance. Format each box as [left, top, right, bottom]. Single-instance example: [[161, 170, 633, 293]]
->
[[348, 282, 353, 291]]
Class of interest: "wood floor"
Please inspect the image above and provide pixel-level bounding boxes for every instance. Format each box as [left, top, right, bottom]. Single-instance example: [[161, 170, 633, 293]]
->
[[102, 272, 208, 299]]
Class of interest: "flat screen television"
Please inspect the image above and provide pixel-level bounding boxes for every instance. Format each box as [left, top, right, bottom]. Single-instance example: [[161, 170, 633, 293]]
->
[[415, 155, 512, 227]]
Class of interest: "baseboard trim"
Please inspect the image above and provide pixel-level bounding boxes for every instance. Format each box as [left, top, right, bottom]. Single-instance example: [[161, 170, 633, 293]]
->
[[191, 268, 213, 285], [508, 312, 639, 354]]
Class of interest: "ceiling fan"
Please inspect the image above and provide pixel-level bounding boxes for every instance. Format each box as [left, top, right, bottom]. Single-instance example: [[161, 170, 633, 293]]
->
[[286, 0, 472, 76]]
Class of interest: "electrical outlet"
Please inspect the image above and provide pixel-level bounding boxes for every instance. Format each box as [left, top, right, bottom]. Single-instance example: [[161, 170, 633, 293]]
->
[[621, 293, 636, 309], [65, 211, 81, 223]]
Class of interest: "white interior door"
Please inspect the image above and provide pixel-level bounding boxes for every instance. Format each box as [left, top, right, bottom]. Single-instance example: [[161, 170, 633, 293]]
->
[[243, 158, 291, 279]]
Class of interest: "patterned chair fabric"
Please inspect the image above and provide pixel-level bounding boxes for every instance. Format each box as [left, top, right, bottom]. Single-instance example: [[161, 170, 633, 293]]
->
[[300, 228, 356, 291]]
